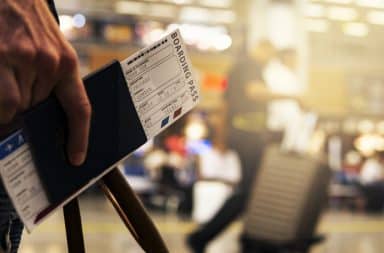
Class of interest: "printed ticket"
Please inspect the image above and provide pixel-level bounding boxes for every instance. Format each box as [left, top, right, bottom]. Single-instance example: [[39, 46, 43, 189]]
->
[[0, 29, 199, 232], [121, 29, 199, 139], [0, 131, 50, 231]]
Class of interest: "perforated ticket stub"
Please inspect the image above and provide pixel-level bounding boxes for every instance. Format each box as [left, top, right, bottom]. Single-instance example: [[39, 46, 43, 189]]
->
[[121, 29, 199, 139], [0, 29, 199, 232]]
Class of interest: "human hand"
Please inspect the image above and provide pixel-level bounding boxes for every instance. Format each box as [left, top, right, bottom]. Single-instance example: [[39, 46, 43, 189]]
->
[[0, 0, 91, 166]]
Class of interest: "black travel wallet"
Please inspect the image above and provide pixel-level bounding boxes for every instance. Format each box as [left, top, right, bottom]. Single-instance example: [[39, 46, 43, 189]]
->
[[21, 60, 147, 205]]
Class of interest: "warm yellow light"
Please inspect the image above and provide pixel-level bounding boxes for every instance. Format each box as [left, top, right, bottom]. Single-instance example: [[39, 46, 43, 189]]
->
[[356, 0, 384, 9], [212, 34, 232, 51], [170, 0, 193, 4], [185, 121, 208, 140], [377, 138, 384, 151], [59, 15, 73, 32], [198, 0, 232, 8], [343, 22, 369, 37], [345, 150, 362, 165], [179, 7, 211, 23], [211, 10, 236, 24], [358, 119, 375, 133], [376, 121, 384, 134], [147, 4, 177, 18], [305, 3, 326, 18], [343, 118, 358, 134], [142, 28, 166, 45], [115, 1, 146, 15], [355, 134, 384, 156], [367, 10, 384, 25], [325, 0, 353, 4], [306, 18, 329, 32], [328, 6, 358, 21]]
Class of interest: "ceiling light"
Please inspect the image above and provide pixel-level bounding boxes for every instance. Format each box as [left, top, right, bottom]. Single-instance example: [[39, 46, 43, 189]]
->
[[147, 4, 177, 18], [328, 6, 358, 21], [377, 121, 384, 134], [167, 0, 193, 4], [306, 19, 329, 32], [324, 0, 353, 4], [59, 15, 73, 32], [179, 7, 211, 23], [198, 0, 232, 8], [354, 134, 382, 156], [356, 0, 384, 9], [72, 13, 86, 28], [142, 28, 166, 45], [115, 1, 146, 15], [367, 10, 384, 25], [305, 3, 326, 18], [185, 120, 208, 140], [213, 34, 232, 51], [358, 119, 375, 133], [210, 10, 236, 23], [343, 22, 369, 37]]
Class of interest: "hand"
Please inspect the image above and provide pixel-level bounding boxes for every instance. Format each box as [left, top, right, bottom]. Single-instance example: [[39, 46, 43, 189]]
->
[[0, 0, 91, 166]]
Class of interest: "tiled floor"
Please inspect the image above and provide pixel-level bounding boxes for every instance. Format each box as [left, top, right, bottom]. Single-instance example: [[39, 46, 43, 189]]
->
[[17, 197, 384, 253]]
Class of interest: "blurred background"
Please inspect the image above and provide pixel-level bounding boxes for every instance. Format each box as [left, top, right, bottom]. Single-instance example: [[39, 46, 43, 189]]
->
[[18, 0, 384, 252]]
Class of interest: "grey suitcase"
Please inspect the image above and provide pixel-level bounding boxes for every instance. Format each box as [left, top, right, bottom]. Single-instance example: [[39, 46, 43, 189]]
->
[[242, 145, 330, 252]]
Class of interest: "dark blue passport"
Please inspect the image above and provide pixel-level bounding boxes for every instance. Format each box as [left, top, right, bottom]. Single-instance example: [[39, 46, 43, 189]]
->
[[21, 61, 147, 205]]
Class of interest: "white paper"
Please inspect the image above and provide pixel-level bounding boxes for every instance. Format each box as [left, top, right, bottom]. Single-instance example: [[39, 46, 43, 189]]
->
[[121, 29, 199, 139], [0, 131, 50, 232]]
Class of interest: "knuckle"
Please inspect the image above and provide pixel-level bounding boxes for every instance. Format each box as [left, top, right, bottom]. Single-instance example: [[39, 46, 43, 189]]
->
[[0, 113, 15, 124], [7, 44, 36, 63], [3, 95, 20, 109], [0, 94, 20, 113], [60, 48, 78, 73], [19, 48, 36, 62], [37, 47, 59, 69]]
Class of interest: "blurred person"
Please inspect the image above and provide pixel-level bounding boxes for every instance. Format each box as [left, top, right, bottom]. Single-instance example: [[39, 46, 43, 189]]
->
[[332, 150, 362, 190], [0, 1, 92, 252], [187, 40, 274, 253], [147, 117, 198, 216], [342, 150, 363, 184], [197, 124, 241, 187], [359, 151, 384, 212], [192, 116, 242, 223], [225, 39, 276, 188], [251, 48, 306, 153], [231, 47, 305, 149], [360, 152, 384, 185], [263, 49, 303, 147], [187, 43, 306, 252]]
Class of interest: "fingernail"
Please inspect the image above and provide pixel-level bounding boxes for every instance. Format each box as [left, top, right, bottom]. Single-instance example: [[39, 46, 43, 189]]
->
[[70, 152, 85, 166]]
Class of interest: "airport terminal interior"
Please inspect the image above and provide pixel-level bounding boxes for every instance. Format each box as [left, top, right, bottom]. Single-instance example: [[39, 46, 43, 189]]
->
[[13, 0, 384, 252]]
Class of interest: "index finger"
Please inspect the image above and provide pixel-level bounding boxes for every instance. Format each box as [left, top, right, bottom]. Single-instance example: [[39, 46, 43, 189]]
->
[[55, 71, 91, 166]]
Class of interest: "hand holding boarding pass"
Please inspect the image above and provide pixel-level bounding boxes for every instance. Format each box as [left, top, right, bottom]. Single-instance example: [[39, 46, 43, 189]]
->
[[0, 29, 199, 237]]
